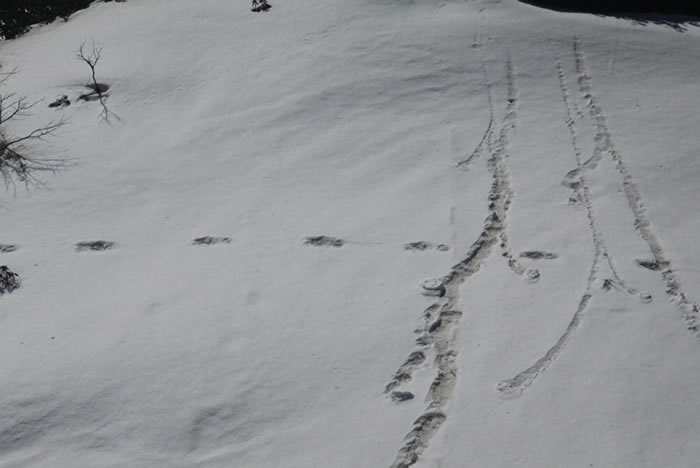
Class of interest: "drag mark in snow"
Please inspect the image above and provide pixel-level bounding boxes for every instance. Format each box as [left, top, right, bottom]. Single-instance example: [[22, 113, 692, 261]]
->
[[489, 58, 538, 284], [388, 57, 520, 468]]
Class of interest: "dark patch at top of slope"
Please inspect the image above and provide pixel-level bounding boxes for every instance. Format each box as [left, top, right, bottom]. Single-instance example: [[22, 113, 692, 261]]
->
[[0, 0, 125, 40], [520, 0, 700, 32]]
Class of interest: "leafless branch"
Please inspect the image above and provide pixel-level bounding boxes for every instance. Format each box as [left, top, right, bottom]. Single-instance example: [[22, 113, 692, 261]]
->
[[1, 97, 28, 123], [77, 40, 119, 122], [0, 63, 69, 189], [0, 142, 69, 190], [0, 65, 18, 87], [3, 119, 65, 147], [0, 94, 38, 132], [77, 40, 101, 87]]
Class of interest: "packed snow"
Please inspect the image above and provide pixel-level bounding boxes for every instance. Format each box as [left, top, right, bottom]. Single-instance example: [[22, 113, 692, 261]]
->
[[1, 1, 699, 467]]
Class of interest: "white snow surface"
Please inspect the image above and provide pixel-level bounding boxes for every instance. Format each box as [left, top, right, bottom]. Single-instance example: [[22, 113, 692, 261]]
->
[[1, 0, 699, 467]]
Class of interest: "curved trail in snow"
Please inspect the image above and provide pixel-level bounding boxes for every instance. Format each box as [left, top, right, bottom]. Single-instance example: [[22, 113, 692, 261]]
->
[[497, 57, 607, 397], [571, 39, 700, 335], [498, 38, 695, 397], [456, 58, 494, 171], [387, 56, 519, 468]]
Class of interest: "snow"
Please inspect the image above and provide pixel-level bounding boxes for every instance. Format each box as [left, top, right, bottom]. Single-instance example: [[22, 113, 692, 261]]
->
[[1, 0, 699, 467]]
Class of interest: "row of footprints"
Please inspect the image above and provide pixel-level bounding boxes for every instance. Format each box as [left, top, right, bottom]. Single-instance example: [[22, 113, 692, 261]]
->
[[0, 236, 452, 254]]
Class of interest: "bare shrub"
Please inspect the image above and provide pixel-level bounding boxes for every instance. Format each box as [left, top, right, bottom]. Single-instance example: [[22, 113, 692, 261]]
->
[[0, 265, 20, 295], [0, 64, 67, 189], [77, 40, 118, 122], [251, 0, 271, 12]]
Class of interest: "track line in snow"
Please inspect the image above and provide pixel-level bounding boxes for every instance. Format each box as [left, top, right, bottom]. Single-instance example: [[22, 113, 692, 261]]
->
[[388, 56, 520, 468], [497, 40, 669, 397], [572, 39, 699, 333], [455, 54, 494, 171], [559, 52, 646, 302], [491, 57, 538, 283], [497, 58, 604, 396]]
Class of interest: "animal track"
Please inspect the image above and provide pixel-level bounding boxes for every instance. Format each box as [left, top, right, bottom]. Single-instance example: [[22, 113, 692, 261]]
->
[[0, 265, 20, 295], [389, 56, 521, 468], [390, 391, 415, 402], [497, 40, 664, 397], [569, 38, 699, 334], [304, 235, 344, 247], [386, 351, 427, 394], [404, 242, 450, 252], [419, 279, 446, 297], [48, 95, 70, 108], [498, 53, 611, 397], [302, 237, 450, 253], [520, 250, 558, 260], [0, 244, 18, 253], [75, 241, 117, 252], [500, 231, 539, 282], [636, 258, 659, 271], [456, 58, 494, 171], [192, 236, 232, 246]]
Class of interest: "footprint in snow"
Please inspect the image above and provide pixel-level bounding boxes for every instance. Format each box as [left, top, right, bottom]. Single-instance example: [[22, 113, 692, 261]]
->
[[75, 241, 117, 252], [421, 278, 446, 297], [193, 236, 232, 246], [390, 391, 415, 402], [404, 241, 450, 252], [0, 244, 18, 254], [635, 258, 660, 271], [519, 250, 558, 260], [304, 236, 344, 247]]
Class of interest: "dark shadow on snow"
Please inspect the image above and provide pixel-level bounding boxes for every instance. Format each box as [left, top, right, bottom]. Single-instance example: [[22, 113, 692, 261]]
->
[[519, 0, 700, 32], [0, 0, 125, 40]]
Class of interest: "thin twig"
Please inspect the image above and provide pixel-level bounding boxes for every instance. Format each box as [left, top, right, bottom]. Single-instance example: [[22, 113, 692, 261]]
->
[[77, 40, 119, 122]]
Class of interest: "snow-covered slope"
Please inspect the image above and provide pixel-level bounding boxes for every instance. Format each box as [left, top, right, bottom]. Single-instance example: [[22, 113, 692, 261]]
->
[[1, 1, 699, 467]]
